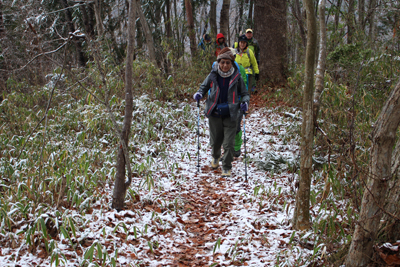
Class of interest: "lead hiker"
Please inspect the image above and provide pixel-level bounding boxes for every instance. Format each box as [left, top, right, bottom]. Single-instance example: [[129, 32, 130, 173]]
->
[[193, 48, 250, 177]]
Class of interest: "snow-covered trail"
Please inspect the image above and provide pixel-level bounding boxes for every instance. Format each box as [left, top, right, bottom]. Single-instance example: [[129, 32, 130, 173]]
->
[[1, 101, 309, 267], [120, 103, 304, 266]]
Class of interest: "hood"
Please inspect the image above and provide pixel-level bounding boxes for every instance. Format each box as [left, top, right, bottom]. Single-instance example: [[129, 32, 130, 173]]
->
[[216, 33, 225, 42]]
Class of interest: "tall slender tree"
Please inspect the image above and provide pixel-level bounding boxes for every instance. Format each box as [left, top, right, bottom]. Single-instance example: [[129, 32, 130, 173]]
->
[[185, 0, 196, 58], [136, 0, 157, 64], [112, 0, 136, 211], [292, 0, 318, 230]]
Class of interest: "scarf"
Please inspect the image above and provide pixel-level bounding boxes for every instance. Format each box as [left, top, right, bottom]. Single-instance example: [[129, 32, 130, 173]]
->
[[218, 66, 235, 78]]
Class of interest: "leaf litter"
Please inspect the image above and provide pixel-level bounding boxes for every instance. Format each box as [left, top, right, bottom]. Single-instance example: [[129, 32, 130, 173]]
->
[[0, 95, 323, 266]]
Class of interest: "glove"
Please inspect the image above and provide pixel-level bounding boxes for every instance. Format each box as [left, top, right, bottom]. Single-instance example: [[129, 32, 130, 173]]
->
[[255, 74, 259, 81], [240, 102, 248, 112], [193, 92, 202, 101]]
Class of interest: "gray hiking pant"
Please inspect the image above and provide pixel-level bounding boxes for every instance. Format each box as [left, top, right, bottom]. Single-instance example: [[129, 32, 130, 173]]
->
[[209, 116, 237, 170]]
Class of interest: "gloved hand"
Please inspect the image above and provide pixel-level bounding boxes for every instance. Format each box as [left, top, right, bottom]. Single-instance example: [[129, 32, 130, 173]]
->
[[240, 102, 248, 112], [255, 74, 259, 81], [193, 92, 202, 101]]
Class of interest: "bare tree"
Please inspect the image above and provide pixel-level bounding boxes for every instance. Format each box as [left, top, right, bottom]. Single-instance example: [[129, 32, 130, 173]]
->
[[94, 0, 104, 36], [346, 79, 400, 266], [347, 0, 355, 44], [136, 0, 157, 64], [111, 0, 136, 211], [219, 0, 231, 37], [292, 0, 318, 231], [185, 0, 196, 58], [293, 0, 306, 48], [358, 0, 365, 30], [313, 0, 327, 126]]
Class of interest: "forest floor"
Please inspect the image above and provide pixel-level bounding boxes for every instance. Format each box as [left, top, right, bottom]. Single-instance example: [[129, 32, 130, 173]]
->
[[1, 90, 322, 267]]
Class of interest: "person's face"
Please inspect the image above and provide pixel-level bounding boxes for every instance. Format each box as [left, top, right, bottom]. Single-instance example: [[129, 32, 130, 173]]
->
[[218, 38, 225, 44], [245, 31, 253, 39], [239, 41, 247, 50], [218, 59, 232, 73]]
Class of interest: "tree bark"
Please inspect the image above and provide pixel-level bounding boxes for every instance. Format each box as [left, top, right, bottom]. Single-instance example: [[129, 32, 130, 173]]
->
[[185, 0, 196, 58], [238, 0, 244, 34], [219, 0, 231, 37], [254, 0, 287, 84], [313, 0, 327, 127], [136, 0, 157, 64], [111, 0, 136, 211], [292, 0, 317, 231], [210, 0, 217, 36], [80, 3, 92, 37], [346, 80, 400, 266], [94, 0, 104, 36]]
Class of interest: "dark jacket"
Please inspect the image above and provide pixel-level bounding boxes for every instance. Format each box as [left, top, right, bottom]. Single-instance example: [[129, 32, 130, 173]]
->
[[197, 63, 250, 121]]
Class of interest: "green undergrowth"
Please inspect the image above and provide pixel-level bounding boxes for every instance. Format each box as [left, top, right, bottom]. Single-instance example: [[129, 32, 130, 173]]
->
[[0, 58, 198, 265], [262, 46, 400, 265]]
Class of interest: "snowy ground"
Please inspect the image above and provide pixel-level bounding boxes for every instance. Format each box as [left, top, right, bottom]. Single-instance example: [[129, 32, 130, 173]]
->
[[1, 101, 316, 266]]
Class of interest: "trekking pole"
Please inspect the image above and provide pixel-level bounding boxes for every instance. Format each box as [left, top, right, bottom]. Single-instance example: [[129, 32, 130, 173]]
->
[[243, 112, 248, 182], [197, 100, 200, 173]]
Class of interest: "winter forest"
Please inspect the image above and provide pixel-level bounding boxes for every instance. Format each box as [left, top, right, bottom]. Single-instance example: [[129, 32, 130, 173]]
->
[[1, 0, 400, 266]]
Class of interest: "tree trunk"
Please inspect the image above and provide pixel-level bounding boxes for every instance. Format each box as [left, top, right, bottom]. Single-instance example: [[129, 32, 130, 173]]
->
[[238, 0, 244, 34], [254, 0, 287, 84], [335, 0, 342, 30], [0, 0, 4, 38], [185, 0, 196, 58], [219, 0, 231, 37], [60, 0, 86, 67], [345, 80, 400, 267], [358, 0, 365, 30], [292, 0, 317, 231], [210, 0, 217, 36], [294, 0, 306, 48], [94, 0, 104, 36], [111, 0, 135, 211], [165, 0, 172, 38], [136, 0, 157, 64], [248, 0, 254, 27], [368, 0, 377, 44], [379, 139, 400, 243], [347, 0, 355, 44], [313, 0, 327, 127]]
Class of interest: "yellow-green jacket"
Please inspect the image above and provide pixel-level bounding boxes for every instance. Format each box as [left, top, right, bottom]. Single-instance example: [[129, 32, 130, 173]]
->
[[234, 48, 259, 75]]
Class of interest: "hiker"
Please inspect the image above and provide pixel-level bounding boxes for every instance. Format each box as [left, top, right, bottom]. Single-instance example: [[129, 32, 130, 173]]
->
[[215, 33, 228, 58], [193, 47, 250, 177], [234, 35, 259, 93], [198, 34, 212, 51]]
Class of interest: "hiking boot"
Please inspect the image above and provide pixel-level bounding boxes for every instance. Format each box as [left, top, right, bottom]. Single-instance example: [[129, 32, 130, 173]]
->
[[211, 157, 221, 169], [221, 168, 231, 177], [234, 150, 241, 157]]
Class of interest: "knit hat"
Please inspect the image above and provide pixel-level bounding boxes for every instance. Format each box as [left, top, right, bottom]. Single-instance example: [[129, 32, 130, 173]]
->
[[204, 34, 211, 41], [217, 47, 235, 62], [238, 34, 248, 43]]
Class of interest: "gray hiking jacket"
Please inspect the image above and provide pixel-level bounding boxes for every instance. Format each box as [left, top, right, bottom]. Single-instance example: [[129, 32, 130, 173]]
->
[[197, 63, 250, 122]]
